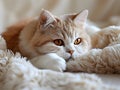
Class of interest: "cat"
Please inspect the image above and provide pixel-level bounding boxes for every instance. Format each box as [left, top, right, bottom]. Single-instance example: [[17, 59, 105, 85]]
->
[[2, 9, 120, 73], [2, 9, 91, 72]]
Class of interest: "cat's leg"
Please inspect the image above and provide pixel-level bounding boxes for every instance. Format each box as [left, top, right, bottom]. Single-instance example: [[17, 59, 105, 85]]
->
[[67, 44, 120, 73], [30, 53, 66, 72]]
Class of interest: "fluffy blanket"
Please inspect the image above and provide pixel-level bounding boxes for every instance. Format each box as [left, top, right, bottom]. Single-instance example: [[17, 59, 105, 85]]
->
[[67, 26, 120, 73], [0, 34, 118, 90]]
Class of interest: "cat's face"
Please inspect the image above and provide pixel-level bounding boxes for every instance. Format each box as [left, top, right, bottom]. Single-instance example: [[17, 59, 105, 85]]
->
[[32, 10, 91, 61]]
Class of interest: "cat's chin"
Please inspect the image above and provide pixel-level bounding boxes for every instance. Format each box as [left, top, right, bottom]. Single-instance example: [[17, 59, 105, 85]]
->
[[66, 56, 74, 62]]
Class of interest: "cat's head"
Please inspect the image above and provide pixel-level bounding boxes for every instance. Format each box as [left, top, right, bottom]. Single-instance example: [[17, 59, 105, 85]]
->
[[32, 9, 91, 61]]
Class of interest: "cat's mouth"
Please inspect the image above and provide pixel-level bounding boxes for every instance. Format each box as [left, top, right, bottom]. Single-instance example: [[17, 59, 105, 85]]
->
[[66, 56, 74, 62]]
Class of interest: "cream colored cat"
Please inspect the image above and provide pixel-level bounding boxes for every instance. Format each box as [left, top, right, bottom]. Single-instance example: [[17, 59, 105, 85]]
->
[[2, 9, 91, 72], [3, 9, 120, 73]]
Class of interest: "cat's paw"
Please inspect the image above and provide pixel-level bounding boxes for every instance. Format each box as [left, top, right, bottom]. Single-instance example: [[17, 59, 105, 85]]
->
[[30, 53, 66, 72], [49, 57, 66, 72]]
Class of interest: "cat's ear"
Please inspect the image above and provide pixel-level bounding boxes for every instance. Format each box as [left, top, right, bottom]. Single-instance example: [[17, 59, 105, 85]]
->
[[73, 10, 88, 28], [39, 9, 57, 28], [61, 10, 88, 29]]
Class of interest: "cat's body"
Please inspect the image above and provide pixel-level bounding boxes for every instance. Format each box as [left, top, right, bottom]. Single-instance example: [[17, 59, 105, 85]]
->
[[2, 9, 120, 72], [2, 10, 92, 71]]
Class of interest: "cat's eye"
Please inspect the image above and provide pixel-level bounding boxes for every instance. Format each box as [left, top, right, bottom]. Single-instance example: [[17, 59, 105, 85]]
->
[[53, 39, 64, 46], [74, 38, 82, 45]]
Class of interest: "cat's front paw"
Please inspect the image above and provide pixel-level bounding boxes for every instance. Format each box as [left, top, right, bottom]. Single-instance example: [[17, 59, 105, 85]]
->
[[30, 53, 66, 72], [50, 58, 66, 72]]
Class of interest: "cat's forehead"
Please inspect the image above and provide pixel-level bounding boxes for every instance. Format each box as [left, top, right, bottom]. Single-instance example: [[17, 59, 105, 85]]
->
[[40, 18, 85, 41], [48, 20, 82, 39]]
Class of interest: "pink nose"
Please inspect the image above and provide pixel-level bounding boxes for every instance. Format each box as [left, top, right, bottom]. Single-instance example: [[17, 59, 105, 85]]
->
[[67, 50, 74, 55]]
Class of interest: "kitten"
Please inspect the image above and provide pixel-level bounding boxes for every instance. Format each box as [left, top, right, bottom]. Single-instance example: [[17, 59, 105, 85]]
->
[[2, 9, 91, 72]]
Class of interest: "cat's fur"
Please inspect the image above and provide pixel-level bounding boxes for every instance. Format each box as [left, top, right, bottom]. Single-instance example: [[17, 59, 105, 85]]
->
[[2, 10, 91, 71], [2, 9, 120, 73]]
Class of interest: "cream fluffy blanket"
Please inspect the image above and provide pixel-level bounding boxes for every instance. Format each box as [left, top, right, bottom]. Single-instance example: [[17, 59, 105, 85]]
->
[[0, 35, 118, 90], [1, 1, 120, 89]]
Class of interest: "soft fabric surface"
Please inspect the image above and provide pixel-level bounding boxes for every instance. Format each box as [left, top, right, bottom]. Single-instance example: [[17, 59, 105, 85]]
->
[[0, 0, 120, 89], [0, 36, 118, 90]]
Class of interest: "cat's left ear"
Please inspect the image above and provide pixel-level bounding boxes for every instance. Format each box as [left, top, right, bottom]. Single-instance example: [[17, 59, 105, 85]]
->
[[73, 10, 88, 29], [38, 9, 57, 28]]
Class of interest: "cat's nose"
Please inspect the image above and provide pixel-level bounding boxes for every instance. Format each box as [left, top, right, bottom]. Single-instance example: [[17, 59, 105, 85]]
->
[[67, 50, 74, 55]]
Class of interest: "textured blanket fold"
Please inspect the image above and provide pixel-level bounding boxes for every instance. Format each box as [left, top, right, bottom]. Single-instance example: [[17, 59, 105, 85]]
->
[[0, 36, 118, 90]]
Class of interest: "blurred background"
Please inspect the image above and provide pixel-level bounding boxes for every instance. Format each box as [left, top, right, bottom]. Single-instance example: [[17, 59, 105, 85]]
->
[[0, 0, 120, 32]]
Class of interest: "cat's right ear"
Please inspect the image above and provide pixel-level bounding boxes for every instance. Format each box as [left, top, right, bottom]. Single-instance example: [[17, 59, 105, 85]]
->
[[61, 10, 88, 29], [73, 10, 88, 29], [38, 9, 57, 28]]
